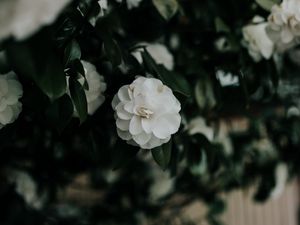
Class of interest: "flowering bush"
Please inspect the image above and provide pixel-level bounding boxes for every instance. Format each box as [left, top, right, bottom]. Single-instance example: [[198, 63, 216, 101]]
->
[[0, 0, 300, 225]]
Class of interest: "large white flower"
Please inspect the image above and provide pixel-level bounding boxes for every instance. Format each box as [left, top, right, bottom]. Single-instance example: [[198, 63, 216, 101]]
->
[[132, 42, 174, 71], [0, 0, 71, 41], [242, 16, 274, 62], [68, 60, 106, 116], [112, 77, 181, 149], [267, 0, 300, 51], [116, 0, 143, 9], [0, 72, 23, 129]]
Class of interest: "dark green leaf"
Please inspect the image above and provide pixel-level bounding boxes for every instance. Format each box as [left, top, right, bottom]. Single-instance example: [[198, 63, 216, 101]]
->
[[152, 0, 179, 20], [215, 17, 230, 33], [6, 31, 66, 100], [103, 38, 122, 67], [64, 40, 81, 66], [45, 94, 74, 133], [142, 49, 191, 96], [69, 77, 88, 123], [151, 140, 172, 170]]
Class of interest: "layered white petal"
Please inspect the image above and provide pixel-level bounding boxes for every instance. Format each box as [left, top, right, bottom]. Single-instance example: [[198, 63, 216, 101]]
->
[[112, 77, 181, 149]]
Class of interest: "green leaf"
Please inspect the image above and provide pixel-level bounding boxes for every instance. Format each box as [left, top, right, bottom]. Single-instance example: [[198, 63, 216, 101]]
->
[[45, 94, 74, 133], [141, 49, 191, 96], [255, 0, 280, 11], [64, 40, 81, 66], [103, 38, 122, 66], [153, 0, 179, 20], [69, 77, 88, 123], [215, 17, 230, 33], [6, 30, 66, 100], [151, 140, 172, 170]]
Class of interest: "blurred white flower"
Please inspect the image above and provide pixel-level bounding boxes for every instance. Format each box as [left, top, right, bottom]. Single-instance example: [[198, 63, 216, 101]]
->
[[148, 166, 175, 202], [132, 42, 174, 70], [116, 0, 143, 9], [243, 16, 274, 62], [216, 70, 239, 87], [270, 163, 289, 199], [99, 0, 108, 10], [267, 0, 300, 51], [186, 117, 214, 141], [112, 77, 181, 149], [68, 60, 106, 116], [0, 72, 23, 129], [0, 0, 71, 41], [186, 117, 233, 155], [8, 169, 47, 209]]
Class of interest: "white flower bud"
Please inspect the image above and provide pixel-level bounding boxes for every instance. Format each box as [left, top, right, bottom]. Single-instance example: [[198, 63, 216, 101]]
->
[[0, 72, 23, 129], [112, 77, 181, 149], [132, 43, 174, 71], [0, 0, 71, 41]]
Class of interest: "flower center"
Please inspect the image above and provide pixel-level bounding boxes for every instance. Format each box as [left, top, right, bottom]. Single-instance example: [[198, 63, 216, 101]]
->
[[136, 107, 154, 119]]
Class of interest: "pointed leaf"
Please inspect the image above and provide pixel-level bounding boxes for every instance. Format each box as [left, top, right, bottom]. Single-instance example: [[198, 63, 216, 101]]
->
[[69, 78, 88, 123], [151, 140, 172, 170], [153, 0, 179, 20]]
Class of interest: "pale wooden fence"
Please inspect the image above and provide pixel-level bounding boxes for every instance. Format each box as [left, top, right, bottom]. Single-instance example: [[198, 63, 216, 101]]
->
[[182, 180, 299, 225]]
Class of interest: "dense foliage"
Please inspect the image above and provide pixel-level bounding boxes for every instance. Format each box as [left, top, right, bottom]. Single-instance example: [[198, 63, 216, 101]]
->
[[0, 0, 300, 224]]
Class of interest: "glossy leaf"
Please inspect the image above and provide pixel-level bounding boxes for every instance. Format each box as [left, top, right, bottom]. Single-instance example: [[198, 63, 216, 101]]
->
[[69, 77, 88, 123], [151, 140, 172, 170]]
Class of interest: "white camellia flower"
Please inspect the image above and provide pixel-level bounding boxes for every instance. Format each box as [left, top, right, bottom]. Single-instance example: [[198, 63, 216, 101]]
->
[[112, 77, 181, 149], [0, 72, 23, 129], [67, 60, 106, 116], [132, 42, 174, 71], [0, 0, 71, 41], [116, 0, 143, 9], [267, 0, 300, 51], [242, 16, 274, 62]]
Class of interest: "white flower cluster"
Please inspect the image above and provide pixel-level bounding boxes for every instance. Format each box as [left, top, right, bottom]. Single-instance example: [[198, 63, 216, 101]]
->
[[0, 72, 23, 129], [112, 77, 181, 149], [0, 0, 71, 41], [242, 16, 274, 62], [132, 42, 174, 71], [68, 60, 106, 116], [242, 0, 300, 61], [267, 0, 300, 51]]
